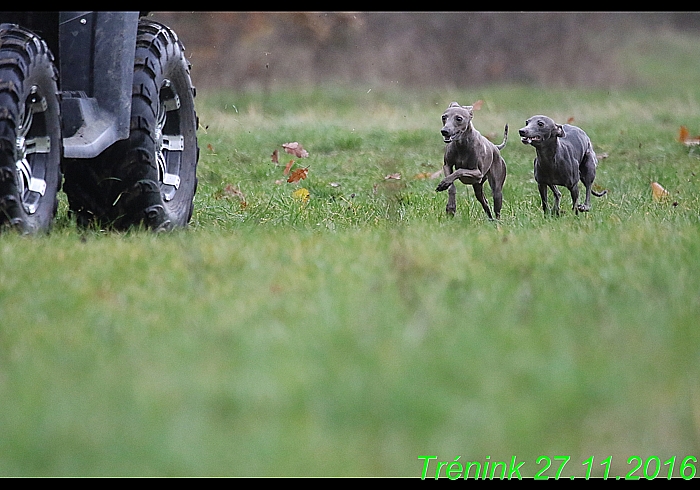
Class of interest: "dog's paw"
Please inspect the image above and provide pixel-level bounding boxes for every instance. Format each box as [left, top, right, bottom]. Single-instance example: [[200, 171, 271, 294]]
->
[[436, 180, 451, 192]]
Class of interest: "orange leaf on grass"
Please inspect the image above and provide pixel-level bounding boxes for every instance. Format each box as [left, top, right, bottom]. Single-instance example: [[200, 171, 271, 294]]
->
[[678, 126, 700, 146], [283, 159, 294, 176], [271, 149, 279, 163], [287, 167, 308, 183], [651, 182, 670, 201]]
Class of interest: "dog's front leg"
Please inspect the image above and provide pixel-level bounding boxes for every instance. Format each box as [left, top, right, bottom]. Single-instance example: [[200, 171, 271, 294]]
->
[[446, 183, 456, 216], [437, 168, 483, 191], [437, 164, 457, 192], [439, 164, 457, 216], [538, 183, 549, 214], [550, 185, 562, 216]]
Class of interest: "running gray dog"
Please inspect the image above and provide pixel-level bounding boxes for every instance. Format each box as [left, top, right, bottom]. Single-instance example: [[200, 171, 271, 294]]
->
[[436, 102, 508, 220], [519, 115, 606, 215]]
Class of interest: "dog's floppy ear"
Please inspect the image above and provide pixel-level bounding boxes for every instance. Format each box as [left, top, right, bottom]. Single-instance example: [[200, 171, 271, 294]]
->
[[555, 124, 565, 138]]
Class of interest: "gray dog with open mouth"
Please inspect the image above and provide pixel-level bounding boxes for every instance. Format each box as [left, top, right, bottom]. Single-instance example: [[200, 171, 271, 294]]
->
[[519, 115, 606, 215], [436, 102, 508, 220]]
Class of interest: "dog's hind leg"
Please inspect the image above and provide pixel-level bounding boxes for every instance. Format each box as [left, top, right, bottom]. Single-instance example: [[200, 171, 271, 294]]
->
[[577, 151, 598, 212], [487, 157, 506, 219], [578, 187, 592, 213], [473, 182, 494, 220], [491, 186, 503, 220], [566, 182, 580, 215], [486, 176, 503, 220]]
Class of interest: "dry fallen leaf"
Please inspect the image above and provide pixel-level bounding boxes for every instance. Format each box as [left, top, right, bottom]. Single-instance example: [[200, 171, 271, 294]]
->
[[282, 142, 309, 158], [292, 187, 310, 202], [413, 170, 443, 180], [678, 126, 700, 146], [287, 167, 308, 183], [385, 173, 401, 180], [472, 100, 484, 111], [651, 182, 670, 201], [283, 159, 294, 176], [271, 149, 279, 164], [567, 116, 575, 124], [207, 143, 216, 153], [216, 184, 247, 208]]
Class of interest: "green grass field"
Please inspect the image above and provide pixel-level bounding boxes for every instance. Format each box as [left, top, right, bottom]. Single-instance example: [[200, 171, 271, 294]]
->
[[1, 29, 700, 477]]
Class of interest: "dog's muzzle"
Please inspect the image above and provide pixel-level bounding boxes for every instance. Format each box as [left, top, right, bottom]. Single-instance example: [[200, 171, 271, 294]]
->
[[441, 128, 464, 143], [518, 131, 541, 145]]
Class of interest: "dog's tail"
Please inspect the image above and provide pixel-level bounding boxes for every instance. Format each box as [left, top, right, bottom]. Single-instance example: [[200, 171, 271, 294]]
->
[[496, 124, 508, 150], [592, 189, 608, 197]]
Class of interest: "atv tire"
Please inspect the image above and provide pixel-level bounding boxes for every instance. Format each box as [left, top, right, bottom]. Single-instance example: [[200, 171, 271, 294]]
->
[[0, 23, 62, 233], [63, 19, 198, 231]]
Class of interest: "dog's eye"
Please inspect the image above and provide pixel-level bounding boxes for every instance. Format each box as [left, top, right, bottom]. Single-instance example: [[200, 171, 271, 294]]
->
[[537, 121, 544, 127], [442, 116, 447, 122], [455, 116, 463, 122]]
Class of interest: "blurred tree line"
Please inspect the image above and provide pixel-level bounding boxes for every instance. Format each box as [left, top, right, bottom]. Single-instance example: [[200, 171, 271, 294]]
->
[[149, 12, 700, 90]]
